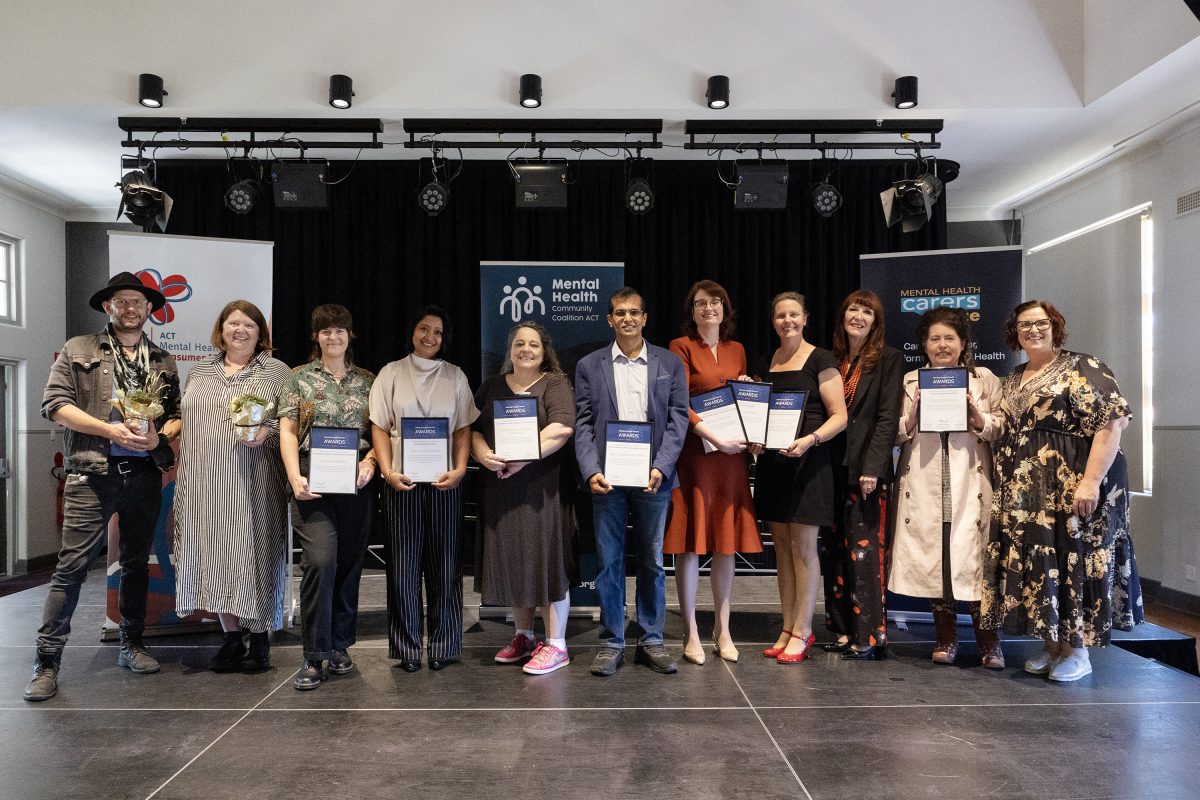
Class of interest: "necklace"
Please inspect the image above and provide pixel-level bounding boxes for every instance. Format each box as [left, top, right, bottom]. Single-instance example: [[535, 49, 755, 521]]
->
[[840, 354, 864, 405]]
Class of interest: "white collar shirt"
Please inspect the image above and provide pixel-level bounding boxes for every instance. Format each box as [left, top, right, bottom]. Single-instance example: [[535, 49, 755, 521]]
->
[[610, 340, 649, 422]]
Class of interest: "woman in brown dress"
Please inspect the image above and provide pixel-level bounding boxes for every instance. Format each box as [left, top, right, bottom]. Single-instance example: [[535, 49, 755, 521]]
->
[[664, 280, 760, 666]]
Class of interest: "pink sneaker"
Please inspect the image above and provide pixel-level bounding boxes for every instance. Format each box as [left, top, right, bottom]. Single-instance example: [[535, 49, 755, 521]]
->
[[522, 643, 570, 675], [495, 633, 536, 664]]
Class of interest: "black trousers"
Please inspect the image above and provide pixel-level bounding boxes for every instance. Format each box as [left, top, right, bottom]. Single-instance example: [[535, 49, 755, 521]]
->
[[294, 492, 374, 661], [820, 483, 889, 648], [37, 458, 160, 656]]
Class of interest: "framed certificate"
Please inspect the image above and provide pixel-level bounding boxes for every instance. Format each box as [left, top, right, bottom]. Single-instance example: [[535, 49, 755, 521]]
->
[[764, 390, 808, 451], [918, 367, 969, 432], [604, 420, 653, 488], [690, 385, 746, 453], [492, 397, 541, 462], [306, 426, 360, 494], [400, 417, 450, 483], [729, 380, 771, 446]]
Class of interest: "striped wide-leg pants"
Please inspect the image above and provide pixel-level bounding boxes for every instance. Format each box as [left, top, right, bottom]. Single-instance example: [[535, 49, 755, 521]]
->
[[384, 483, 463, 661]]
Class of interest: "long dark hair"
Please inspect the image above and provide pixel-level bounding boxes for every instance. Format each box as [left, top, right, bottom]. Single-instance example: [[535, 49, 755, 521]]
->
[[831, 290, 886, 372], [406, 305, 451, 359]]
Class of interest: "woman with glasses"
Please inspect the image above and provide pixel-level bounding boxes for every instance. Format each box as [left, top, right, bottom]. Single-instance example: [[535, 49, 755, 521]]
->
[[981, 300, 1143, 681], [663, 281, 760, 665]]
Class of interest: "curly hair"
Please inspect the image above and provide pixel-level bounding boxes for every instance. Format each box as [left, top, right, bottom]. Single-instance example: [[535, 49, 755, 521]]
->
[[500, 320, 564, 375], [915, 306, 977, 374]]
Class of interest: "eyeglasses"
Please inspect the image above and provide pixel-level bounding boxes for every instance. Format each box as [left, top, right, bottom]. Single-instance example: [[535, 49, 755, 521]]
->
[[1016, 319, 1052, 332], [109, 298, 148, 309], [610, 308, 644, 319], [692, 299, 723, 310]]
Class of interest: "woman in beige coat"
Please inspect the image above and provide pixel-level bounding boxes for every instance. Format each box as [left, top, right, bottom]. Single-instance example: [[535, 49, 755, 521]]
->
[[890, 307, 1005, 667]]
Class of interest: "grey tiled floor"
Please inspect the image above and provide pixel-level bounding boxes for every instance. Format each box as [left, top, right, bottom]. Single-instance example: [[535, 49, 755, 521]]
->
[[2, 571, 1199, 800]]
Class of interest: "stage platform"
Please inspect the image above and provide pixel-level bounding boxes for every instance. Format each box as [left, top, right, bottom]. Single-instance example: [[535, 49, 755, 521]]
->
[[2, 572, 1199, 800]]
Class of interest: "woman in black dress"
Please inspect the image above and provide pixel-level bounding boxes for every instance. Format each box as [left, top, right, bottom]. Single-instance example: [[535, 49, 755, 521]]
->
[[751, 292, 848, 664]]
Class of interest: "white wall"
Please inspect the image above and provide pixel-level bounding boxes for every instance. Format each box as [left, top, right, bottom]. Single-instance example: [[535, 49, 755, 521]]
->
[[1019, 120, 1200, 594], [0, 187, 66, 570]]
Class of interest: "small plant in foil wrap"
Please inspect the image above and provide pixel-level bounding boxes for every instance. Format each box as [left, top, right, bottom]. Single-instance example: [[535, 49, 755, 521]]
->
[[111, 371, 168, 434], [229, 392, 275, 441]]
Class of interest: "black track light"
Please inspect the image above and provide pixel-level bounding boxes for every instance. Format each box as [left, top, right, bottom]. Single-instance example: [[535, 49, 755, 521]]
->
[[811, 182, 842, 218], [329, 74, 354, 109], [418, 181, 450, 216], [706, 75, 729, 109], [224, 179, 260, 214], [892, 76, 918, 109], [116, 170, 172, 232], [519, 74, 542, 108], [138, 74, 166, 108]]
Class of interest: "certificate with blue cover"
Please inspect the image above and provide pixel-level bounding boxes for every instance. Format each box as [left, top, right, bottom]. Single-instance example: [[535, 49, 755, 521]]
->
[[729, 380, 771, 446], [492, 397, 541, 462], [918, 367, 969, 432], [604, 420, 653, 487], [690, 385, 746, 453], [307, 426, 360, 494], [764, 390, 808, 451], [401, 417, 450, 483]]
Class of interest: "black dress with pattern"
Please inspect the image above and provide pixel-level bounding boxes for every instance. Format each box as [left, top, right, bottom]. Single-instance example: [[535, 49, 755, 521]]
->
[[980, 351, 1143, 647]]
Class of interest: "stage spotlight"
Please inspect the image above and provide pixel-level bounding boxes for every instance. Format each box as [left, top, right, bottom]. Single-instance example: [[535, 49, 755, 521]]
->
[[418, 181, 450, 216], [706, 75, 729, 109], [811, 182, 842, 218], [625, 178, 654, 214], [224, 179, 260, 214], [892, 76, 918, 109], [520, 74, 542, 108], [329, 74, 354, 109], [138, 74, 167, 108], [880, 172, 942, 232], [116, 170, 173, 232]]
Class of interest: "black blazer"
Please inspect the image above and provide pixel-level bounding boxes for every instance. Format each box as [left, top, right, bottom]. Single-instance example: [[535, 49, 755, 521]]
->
[[838, 345, 903, 481]]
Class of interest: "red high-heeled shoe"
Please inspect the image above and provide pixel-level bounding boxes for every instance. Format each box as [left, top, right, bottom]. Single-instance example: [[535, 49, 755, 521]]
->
[[776, 632, 816, 664], [762, 630, 794, 658]]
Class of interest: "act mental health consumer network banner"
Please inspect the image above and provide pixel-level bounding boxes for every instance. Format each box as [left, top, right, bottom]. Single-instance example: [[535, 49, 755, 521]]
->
[[104, 231, 274, 637]]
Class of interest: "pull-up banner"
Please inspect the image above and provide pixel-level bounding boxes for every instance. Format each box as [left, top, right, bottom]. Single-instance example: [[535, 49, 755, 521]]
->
[[860, 246, 1024, 377], [104, 231, 275, 638]]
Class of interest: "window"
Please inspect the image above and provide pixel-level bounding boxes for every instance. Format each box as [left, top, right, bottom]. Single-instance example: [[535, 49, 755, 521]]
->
[[0, 232, 20, 326]]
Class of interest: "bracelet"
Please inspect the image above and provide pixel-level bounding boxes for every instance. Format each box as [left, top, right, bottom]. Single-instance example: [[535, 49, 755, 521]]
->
[[810, 432, 822, 446], [364, 454, 378, 466]]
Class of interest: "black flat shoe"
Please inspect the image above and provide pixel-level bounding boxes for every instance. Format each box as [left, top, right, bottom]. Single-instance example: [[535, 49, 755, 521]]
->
[[841, 645, 887, 661], [821, 640, 852, 653], [397, 660, 422, 673], [428, 657, 459, 671]]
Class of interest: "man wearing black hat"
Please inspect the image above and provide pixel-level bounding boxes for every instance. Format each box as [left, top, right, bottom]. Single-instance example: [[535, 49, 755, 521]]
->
[[23, 272, 181, 702]]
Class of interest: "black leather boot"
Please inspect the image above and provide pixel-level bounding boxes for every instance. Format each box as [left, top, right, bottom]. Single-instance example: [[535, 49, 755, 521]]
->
[[243, 631, 271, 671], [210, 631, 247, 672]]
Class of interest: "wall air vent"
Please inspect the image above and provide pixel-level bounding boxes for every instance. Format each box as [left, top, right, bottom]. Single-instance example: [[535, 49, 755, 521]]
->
[[1177, 187, 1200, 217]]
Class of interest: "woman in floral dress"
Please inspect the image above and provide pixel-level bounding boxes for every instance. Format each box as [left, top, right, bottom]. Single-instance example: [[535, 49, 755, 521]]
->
[[981, 300, 1143, 682]]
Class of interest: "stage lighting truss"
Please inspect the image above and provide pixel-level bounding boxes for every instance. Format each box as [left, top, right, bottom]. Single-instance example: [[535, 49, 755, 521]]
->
[[418, 149, 462, 216], [624, 156, 655, 214]]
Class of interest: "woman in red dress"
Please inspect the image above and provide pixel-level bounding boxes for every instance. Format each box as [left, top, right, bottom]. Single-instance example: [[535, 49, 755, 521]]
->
[[664, 280, 761, 665]]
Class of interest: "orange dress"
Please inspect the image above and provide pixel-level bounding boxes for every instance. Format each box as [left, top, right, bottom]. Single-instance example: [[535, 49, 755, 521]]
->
[[663, 336, 762, 555]]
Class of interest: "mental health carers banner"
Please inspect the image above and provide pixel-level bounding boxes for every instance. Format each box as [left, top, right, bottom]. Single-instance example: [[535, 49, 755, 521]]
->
[[103, 231, 274, 637], [859, 246, 1023, 377]]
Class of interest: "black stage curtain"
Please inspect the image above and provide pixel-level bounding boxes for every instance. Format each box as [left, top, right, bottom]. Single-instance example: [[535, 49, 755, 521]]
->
[[155, 159, 945, 382]]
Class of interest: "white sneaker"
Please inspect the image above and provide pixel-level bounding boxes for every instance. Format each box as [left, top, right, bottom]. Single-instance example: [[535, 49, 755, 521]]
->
[[1049, 651, 1092, 682], [1024, 649, 1058, 675]]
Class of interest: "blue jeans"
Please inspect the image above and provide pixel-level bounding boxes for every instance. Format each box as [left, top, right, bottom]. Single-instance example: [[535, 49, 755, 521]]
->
[[592, 487, 671, 648]]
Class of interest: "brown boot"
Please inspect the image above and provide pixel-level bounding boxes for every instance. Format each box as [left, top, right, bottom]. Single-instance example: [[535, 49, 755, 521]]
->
[[930, 600, 958, 665], [970, 604, 1005, 669]]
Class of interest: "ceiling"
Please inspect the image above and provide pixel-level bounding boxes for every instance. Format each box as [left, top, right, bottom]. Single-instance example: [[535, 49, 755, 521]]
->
[[2, 0, 1199, 222]]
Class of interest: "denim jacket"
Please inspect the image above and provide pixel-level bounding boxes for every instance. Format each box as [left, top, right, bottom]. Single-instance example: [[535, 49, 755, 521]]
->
[[42, 328, 181, 475]]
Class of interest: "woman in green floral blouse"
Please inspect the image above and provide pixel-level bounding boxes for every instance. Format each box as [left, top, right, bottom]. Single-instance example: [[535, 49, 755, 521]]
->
[[279, 304, 378, 691]]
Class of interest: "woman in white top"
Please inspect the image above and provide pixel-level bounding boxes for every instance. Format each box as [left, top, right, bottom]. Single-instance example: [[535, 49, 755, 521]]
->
[[369, 306, 479, 672], [890, 307, 1004, 668]]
